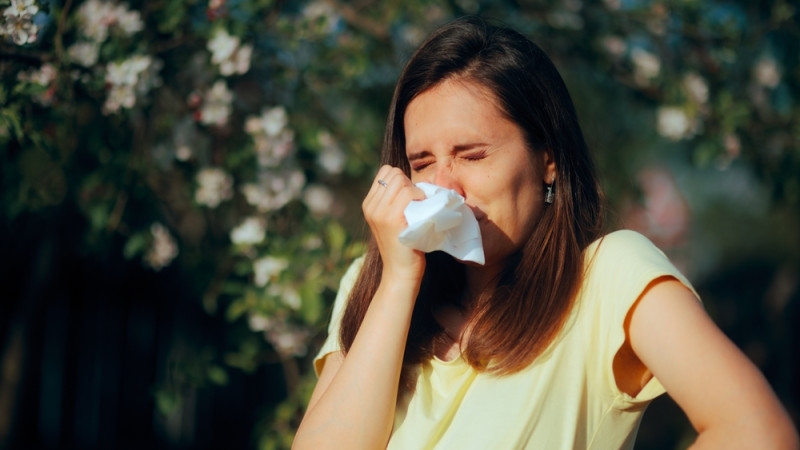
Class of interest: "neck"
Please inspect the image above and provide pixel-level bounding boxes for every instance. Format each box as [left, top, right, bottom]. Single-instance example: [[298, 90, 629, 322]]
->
[[463, 260, 505, 308]]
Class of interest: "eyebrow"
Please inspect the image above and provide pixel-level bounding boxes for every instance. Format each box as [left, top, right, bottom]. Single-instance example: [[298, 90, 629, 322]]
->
[[406, 142, 489, 161]]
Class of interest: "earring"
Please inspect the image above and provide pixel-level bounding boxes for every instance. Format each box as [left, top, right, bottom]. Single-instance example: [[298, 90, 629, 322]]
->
[[545, 176, 555, 204]]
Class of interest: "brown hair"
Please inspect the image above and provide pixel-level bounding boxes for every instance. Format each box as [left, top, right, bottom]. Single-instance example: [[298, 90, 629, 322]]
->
[[340, 16, 604, 384]]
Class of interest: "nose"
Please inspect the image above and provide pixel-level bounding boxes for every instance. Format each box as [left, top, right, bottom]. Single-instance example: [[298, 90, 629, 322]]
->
[[432, 164, 465, 197]]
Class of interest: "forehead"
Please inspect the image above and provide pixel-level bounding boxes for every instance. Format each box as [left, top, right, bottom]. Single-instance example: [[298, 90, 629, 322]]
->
[[403, 79, 511, 144]]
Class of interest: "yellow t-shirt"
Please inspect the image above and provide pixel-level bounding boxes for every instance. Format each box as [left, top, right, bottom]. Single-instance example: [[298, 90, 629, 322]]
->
[[314, 230, 697, 449]]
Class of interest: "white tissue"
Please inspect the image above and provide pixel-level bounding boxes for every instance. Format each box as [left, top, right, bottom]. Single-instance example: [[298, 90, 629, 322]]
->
[[398, 183, 485, 265]]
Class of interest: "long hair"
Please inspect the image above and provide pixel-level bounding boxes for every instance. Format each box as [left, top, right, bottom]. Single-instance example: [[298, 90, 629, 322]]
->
[[340, 16, 604, 385]]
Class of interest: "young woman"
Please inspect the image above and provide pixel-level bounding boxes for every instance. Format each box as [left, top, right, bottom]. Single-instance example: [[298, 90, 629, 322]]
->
[[294, 16, 798, 449]]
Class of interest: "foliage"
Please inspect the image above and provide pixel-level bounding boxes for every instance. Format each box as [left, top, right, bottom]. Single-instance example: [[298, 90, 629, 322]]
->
[[1, 0, 798, 447]]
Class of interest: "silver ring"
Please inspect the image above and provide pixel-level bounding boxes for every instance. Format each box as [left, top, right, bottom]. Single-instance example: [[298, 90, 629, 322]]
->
[[377, 179, 388, 187]]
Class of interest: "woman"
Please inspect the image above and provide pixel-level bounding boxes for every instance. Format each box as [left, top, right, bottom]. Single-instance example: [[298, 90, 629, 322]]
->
[[294, 17, 798, 449]]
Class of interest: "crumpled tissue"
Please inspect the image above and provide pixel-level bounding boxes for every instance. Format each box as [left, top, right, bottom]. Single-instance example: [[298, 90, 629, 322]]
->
[[398, 183, 485, 265]]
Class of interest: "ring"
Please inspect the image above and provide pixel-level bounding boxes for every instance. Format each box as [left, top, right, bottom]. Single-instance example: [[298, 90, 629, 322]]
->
[[377, 179, 388, 187]]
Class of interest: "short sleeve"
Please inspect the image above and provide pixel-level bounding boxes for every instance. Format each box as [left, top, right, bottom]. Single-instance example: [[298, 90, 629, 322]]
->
[[313, 255, 365, 377], [581, 230, 700, 408]]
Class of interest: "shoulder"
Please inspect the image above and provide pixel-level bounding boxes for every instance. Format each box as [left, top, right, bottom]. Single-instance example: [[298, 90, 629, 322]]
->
[[340, 254, 366, 289], [589, 229, 663, 257], [580, 229, 697, 307], [584, 230, 673, 276]]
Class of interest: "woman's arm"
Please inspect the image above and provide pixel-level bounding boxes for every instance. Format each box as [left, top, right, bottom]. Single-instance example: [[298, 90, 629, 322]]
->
[[293, 166, 427, 449], [629, 278, 799, 449]]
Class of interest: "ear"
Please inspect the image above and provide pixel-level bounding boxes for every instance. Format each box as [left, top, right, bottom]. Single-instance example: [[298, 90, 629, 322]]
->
[[541, 149, 557, 184]]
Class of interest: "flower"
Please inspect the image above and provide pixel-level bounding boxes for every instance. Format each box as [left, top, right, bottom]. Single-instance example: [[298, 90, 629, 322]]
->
[[303, 184, 334, 217], [600, 35, 626, 59], [1, 0, 40, 45], [68, 42, 101, 67], [207, 28, 253, 76], [301, 0, 342, 34], [631, 48, 660, 85], [246, 106, 288, 137], [754, 56, 780, 88], [268, 284, 301, 310], [683, 72, 709, 105], [317, 131, 346, 175], [195, 167, 233, 208], [17, 63, 57, 104], [245, 106, 295, 167], [253, 256, 289, 287], [76, 0, 142, 43], [208, 28, 239, 65], [241, 169, 306, 212], [254, 317, 311, 357], [5, 0, 38, 17], [230, 216, 267, 245], [656, 106, 696, 141], [198, 81, 233, 126], [144, 223, 179, 270], [103, 55, 161, 114]]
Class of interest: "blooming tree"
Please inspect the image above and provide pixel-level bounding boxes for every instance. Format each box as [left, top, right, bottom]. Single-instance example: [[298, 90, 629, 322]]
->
[[1, 0, 798, 447]]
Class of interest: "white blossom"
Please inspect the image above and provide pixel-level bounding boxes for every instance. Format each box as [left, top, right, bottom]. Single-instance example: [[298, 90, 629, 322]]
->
[[221, 43, 252, 76], [547, 10, 583, 30], [303, 184, 334, 217], [754, 56, 780, 88], [267, 284, 301, 310], [18, 62, 55, 86], [1, 0, 39, 46], [17, 63, 56, 104], [208, 29, 239, 65], [252, 130, 294, 167], [683, 72, 709, 105], [246, 107, 295, 167], [207, 28, 252, 76], [195, 167, 233, 208], [5, 0, 38, 17], [248, 315, 311, 357], [601, 35, 626, 59], [103, 55, 161, 114], [264, 319, 311, 357], [76, 0, 142, 43], [631, 48, 660, 85], [144, 223, 179, 270], [113, 4, 143, 35], [230, 216, 267, 245], [253, 256, 289, 287], [247, 313, 271, 332], [68, 41, 101, 67], [317, 131, 346, 175], [241, 169, 306, 212], [656, 106, 696, 141], [199, 81, 233, 126], [302, 0, 342, 34], [248, 106, 288, 137]]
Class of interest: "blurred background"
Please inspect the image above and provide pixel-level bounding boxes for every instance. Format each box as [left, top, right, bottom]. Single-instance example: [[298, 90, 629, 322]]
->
[[1, 0, 798, 448]]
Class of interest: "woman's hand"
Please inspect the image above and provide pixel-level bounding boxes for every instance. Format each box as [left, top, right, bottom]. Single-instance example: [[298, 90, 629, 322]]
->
[[294, 166, 429, 450], [363, 165, 427, 283]]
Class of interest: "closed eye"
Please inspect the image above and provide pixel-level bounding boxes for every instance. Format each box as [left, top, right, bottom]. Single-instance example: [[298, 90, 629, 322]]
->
[[410, 161, 433, 172], [461, 150, 487, 161]]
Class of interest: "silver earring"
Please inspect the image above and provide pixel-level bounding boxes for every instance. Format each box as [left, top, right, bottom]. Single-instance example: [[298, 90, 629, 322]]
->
[[545, 177, 555, 204]]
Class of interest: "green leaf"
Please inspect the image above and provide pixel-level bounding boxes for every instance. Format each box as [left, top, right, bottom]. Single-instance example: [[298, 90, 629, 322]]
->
[[123, 233, 149, 259], [207, 365, 229, 386]]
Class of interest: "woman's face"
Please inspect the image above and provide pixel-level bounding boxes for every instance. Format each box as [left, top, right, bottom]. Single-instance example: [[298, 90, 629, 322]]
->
[[404, 79, 555, 268]]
